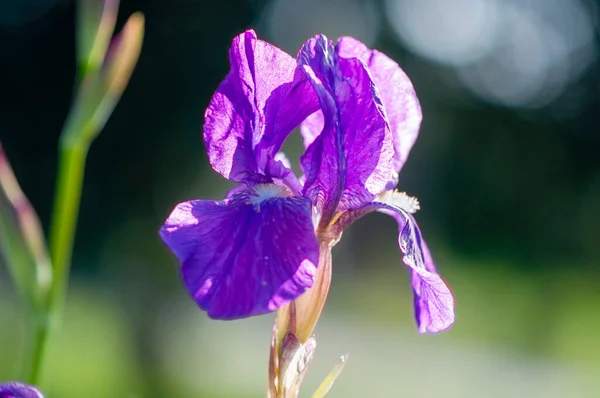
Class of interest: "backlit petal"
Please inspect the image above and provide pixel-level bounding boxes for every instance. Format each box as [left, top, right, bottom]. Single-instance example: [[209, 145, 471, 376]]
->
[[204, 30, 319, 184], [332, 201, 454, 333], [159, 189, 319, 319], [396, 212, 454, 333], [298, 35, 394, 221], [337, 37, 422, 185]]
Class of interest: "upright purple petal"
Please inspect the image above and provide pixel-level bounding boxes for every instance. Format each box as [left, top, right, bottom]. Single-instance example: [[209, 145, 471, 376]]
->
[[0, 382, 44, 398], [301, 38, 422, 188], [338, 38, 422, 186], [204, 30, 319, 185], [297, 35, 394, 222], [332, 201, 454, 333], [160, 187, 319, 319]]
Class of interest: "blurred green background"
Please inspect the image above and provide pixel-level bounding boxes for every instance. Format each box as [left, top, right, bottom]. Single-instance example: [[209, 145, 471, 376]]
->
[[1, 0, 599, 397]]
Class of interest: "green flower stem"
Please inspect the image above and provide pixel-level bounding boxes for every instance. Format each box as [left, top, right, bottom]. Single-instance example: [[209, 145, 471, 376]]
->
[[25, 8, 143, 382], [48, 142, 88, 310], [29, 139, 88, 384], [26, 312, 51, 384]]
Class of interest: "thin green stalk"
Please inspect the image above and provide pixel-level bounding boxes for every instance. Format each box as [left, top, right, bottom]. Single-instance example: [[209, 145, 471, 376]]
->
[[26, 313, 51, 384], [25, 7, 144, 382], [48, 142, 88, 309], [29, 140, 88, 384]]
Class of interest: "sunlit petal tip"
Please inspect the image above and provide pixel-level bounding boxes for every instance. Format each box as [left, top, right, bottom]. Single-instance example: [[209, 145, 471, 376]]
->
[[362, 201, 455, 333], [412, 269, 455, 334]]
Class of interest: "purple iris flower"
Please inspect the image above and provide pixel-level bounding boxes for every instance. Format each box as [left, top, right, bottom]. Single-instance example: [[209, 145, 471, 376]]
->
[[160, 30, 454, 333], [0, 382, 44, 398]]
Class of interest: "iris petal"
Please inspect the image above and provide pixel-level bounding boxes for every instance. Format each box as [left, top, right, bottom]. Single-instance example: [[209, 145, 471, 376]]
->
[[159, 189, 319, 319], [204, 30, 319, 185], [301, 38, 422, 189], [337, 38, 422, 182], [395, 211, 455, 333], [297, 35, 394, 221], [300, 37, 422, 189], [332, 202, 454, 333]]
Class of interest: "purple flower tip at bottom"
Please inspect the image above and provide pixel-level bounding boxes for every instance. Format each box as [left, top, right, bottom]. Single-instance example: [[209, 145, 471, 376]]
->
[[160, 29, 455, 333], [0, 382, 44, 398]]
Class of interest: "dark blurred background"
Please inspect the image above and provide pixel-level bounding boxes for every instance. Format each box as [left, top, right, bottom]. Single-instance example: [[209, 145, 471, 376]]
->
[[0, 0, 599, 397]]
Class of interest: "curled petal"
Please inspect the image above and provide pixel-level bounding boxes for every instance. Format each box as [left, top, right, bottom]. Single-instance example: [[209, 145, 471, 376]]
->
[[0, 382, 44, 398], [333, 202, 454, 333], [396, 212, 454, 333], [204, 30, 319, 185], [159, 189, 320, 319], [298, 35, 394, 221], [336, 37, 422, 187]]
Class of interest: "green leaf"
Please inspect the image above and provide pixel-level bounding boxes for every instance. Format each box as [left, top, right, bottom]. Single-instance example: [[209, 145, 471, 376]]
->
[[0, 143, 52, 311], [312, 354, 349, 398]]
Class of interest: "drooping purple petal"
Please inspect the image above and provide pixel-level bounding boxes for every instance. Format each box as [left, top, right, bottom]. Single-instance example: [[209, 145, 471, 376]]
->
[[297, 35, 394, 222], [0, 382, 44, 398], [396, 212, 454, 333], [160, 187, 320, 319], [331, 200, 454, 333], [204, 30, 319, 185]]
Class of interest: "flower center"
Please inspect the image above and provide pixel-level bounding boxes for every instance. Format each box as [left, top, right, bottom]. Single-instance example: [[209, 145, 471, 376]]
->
[[249, 183, 292, 205], [377, 190, 420, 214]]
